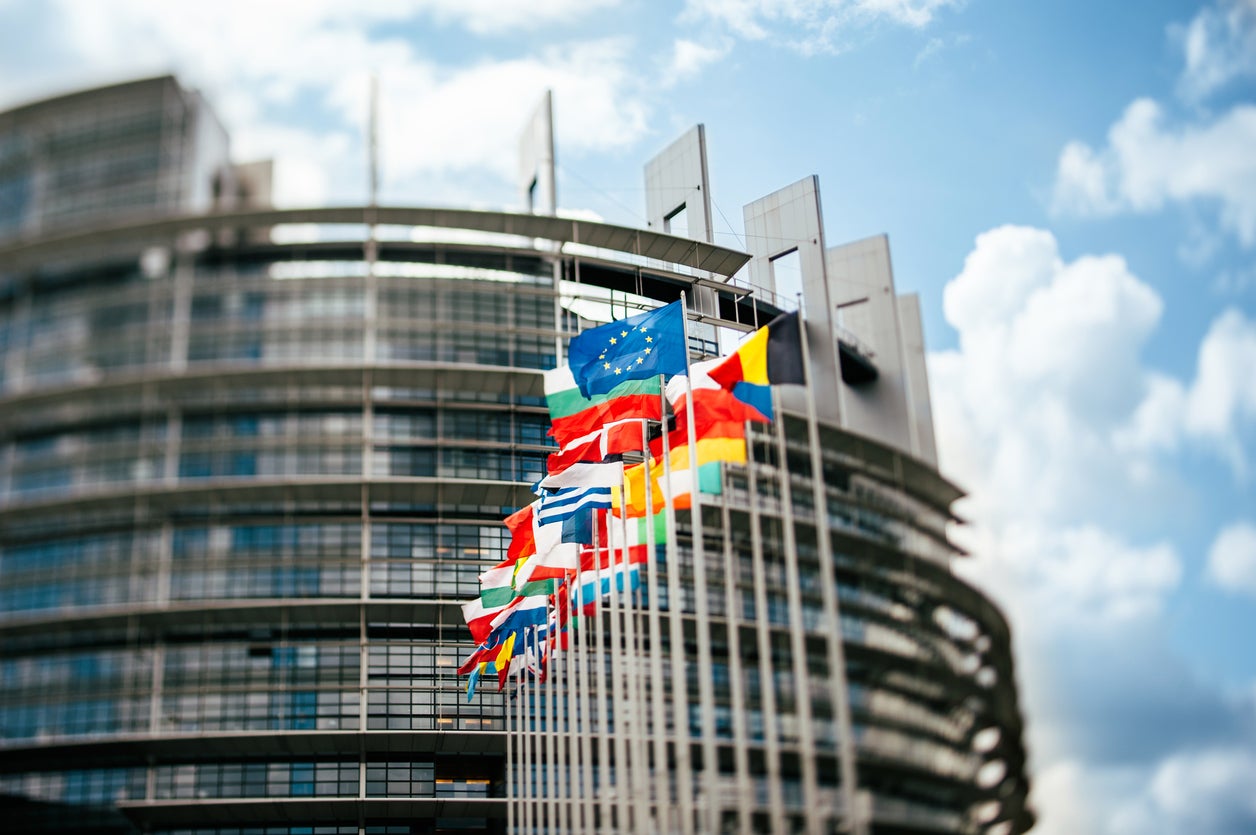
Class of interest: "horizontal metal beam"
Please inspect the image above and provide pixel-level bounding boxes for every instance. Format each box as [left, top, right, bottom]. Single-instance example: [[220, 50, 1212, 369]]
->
[[0, 206, 753, 278]]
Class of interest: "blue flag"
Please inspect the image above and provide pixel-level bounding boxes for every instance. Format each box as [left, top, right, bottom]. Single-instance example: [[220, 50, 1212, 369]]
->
[[568, 300, 687, 397]]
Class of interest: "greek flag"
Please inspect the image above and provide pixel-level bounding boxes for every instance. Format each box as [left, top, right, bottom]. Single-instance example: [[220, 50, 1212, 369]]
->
[[536, 485, 613, 527]]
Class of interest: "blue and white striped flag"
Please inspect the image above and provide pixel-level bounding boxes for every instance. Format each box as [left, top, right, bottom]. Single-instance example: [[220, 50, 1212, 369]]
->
[[536, 484, 612, 527]]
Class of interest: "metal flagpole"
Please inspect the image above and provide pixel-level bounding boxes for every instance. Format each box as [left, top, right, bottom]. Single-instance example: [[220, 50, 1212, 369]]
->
[[678, 290, 721, 832], [519, 640, 531, 835], [538, 623, 551, 834], [772, 398, 823, 831], [556, 598, 568, 834], [593, 518, 613, 832], [605, 476, 632, 832], [506, 651, 514, 834], [723, 303, 758, 835], [576, 542, 595, 834], [618, 469, 650, 827], [797, 309, 865, 835], [658, 368, 695, 835], [561, 575, 576, 834], [642, 409, 670, 832], [723, 425, 755, 834], [623, 487, 651, 826], [548, 599, 561, 834], [746, 406, 787, 834], [612, 465, 637, 832]]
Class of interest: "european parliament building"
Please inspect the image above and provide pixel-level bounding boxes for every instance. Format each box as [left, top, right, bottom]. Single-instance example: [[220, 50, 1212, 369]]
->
[[0, 77, 1032, 835]]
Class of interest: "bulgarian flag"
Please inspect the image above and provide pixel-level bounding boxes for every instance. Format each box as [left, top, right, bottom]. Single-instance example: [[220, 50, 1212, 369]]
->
[[545, 366, 662, 448]]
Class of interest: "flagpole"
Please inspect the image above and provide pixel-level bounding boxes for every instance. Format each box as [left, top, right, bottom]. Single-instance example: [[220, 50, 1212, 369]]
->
[[658, 374, 695, 835], [625, 485, 652, 827], [745, 411, 787, 834], [519, 642, 531, 835], [534, 625, 545, 835], [726, 423, 755, 834], [576, 551, 595, 834], [618, 464, 649, 827], [506, 651, 514, 834], [612, 472, 633, 823], [797, 306, 865, 835], [605, 490, 632, 832], [562, 577, 577, 834], [529, 627, 539, 835], [771, 392, 823, 830], [539, 623, 551, 835], [593, 517, 613, 832], [642, 408, 669, 832], [679, 290, 720, 832], [545, 595, 560, 828]]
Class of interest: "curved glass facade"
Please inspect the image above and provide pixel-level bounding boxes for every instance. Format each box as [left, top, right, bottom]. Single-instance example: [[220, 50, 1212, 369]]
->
[[0, 208, 1031, 835]]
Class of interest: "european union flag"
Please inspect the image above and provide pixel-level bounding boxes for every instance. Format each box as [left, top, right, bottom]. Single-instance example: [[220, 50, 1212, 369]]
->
[[568, 300, 688, 397]]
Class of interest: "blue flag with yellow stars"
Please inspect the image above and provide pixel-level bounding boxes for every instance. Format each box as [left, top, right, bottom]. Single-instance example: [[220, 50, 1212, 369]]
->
[[568, 300, 688, 397]]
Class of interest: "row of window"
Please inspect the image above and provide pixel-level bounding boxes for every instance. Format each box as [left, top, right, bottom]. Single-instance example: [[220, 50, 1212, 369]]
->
[[2, 277, 557, 338], [0, 759, 499, 805], [2, 327, 561, 390], [4, 521, 508, 575], [5, 445, 549, 499], [11, 408, 549, 454]]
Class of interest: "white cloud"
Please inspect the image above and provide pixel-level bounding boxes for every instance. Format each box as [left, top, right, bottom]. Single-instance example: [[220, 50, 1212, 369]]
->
[[934, 227, 1166, 526], [1033, 748, 1256, 835], [933, 225, 1184, 637], [938, 231, 1256, 608], [1183, 309, 1256, 445], [667, 38, 732, 81], [933, 224, 1256, 835], [682, 0, 961, 52], [349, 40, 650, 190], [955, 524, 1181, 633], [0, 1, 652, 207], [1051, 98, 1256, 246], [1115, 747, 1256, 834], [1207, 521, 1256, 596], [1113, 373, 1187, 455], [416, 0, 622, 35], [1171, 0, 1256, 103], [1120, 308, 1256, 475], [1212, 261, 1256, 294]]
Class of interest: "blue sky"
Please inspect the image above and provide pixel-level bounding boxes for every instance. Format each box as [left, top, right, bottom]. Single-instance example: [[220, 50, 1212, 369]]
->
[[2, 1, 1255, 832]]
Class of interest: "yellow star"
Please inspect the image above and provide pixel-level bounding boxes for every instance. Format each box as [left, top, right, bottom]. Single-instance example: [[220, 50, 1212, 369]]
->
[[639, 326, 648, 333], [598, 352, 605, 360], [644, 347, 651, 355], [636, 357, 644, 364], [621, 330, 629, 338], [609, 337, 617, 345], [614, 367, 622, 375], [644, 336, 653, 343], [603, 362, 611, 370]]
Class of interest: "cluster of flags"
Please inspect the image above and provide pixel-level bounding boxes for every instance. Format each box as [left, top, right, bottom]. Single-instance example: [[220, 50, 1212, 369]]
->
[[457, 300, 805, 698]]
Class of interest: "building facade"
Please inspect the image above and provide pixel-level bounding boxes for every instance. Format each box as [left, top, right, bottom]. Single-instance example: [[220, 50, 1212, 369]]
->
[[0, 80, 1032, 834]]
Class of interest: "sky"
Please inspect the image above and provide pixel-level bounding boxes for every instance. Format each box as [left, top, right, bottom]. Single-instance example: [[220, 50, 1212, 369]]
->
[[2, 1, 1255, 832]]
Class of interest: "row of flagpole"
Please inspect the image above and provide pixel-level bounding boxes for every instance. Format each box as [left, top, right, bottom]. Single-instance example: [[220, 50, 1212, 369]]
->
[[459, 289, 867, 833]]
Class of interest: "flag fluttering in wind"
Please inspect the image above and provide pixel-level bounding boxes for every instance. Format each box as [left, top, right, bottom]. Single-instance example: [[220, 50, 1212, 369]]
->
[[458, 301, 810, 699], [707, 311, 805, 420], [546, 419, 647, 474], [567, 300, 687, 397], [545, 366, 662, 448]]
